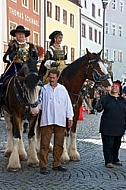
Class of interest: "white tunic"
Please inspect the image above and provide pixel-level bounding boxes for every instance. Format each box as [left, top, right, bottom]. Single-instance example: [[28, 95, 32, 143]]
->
[[38, 83, 74, 127]]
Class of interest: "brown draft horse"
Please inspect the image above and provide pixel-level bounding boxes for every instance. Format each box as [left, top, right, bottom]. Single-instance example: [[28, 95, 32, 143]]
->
[[58, 49, 112, 162], [39, 48, 112, 162], [2, 57, 41, 171]]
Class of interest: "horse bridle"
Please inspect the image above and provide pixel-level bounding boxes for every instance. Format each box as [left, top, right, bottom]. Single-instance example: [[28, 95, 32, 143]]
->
[[85, 55, 111, 82], [60, 55, 110, 108], [13, 75, 39, 108]]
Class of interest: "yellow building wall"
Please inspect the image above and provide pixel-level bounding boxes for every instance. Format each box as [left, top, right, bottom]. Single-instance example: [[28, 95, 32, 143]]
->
[[46, 0, 80, 62]]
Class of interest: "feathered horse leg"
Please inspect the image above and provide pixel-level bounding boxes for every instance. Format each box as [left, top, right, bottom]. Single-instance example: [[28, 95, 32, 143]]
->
[[61, 119, 70, 162]]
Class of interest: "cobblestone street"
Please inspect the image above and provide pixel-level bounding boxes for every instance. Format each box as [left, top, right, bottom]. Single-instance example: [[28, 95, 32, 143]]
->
[[0, 113, 125, 190]]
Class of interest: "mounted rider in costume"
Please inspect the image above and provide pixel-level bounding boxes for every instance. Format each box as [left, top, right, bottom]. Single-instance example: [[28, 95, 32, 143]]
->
[[41, 30, 68, 83], [0, 25, 38, 111]]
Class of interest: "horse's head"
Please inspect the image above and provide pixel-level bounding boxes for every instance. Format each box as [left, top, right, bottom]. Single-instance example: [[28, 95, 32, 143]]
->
[[18, 57, 39, 89], [86, 48, 112, 86]]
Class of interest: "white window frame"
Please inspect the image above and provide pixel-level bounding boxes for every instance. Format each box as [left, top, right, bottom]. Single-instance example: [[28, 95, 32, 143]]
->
[[11, 0, 17, 2], [9, 21, 17, 40], [105, 22, 109, 34], [105, 48, 109, 60], [111, 0, 116, 9], [111, 23, 116, 36], [118, 50, 123, 62], [22, 0, 29, 9], [111, 49, 116, 62], [33, 0, 39, 14], [92, 3, 95, 18], [82, 23, 86, 38], [118, 25, 123, 37], [119, 0, 124, 12], [84, 0, 87, 8], [33, 31, 39, 46]]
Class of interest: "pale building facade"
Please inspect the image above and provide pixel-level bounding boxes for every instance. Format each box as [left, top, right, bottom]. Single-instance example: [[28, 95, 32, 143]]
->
[[80, 0, 103, 56], [105, 0, 126, 81], [0, 0, 43, 74], [45, 0, 81, 63]]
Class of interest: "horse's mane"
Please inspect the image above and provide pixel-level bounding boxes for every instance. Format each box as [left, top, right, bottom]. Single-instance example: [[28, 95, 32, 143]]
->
[[22, 57, 38, 90], [26, 57, 38, 73], [59, 54, 87, 81]]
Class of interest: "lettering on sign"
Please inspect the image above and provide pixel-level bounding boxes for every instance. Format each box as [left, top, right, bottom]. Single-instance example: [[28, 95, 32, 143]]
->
[[9, 7, 39, 27]]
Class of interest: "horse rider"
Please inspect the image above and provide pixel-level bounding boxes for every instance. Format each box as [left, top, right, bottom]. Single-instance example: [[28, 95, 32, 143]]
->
[[0, 25, 38, 111], [40, 30, 68, 83]]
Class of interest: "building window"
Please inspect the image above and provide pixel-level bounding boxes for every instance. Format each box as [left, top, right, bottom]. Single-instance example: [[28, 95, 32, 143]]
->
[[22, 0, 28, 8], [71, 48, 75, 62], [9, 22, 17, 40], [11, 0, 17, 2], [55, 6, 60, 21], [111, 24, 116, 35], [118, 51, 122, 62], [82, 23, 86, 37], [105, 49, 109, 60], [111, 49, 116, 62], [84, 0, 87, 8], [33, 0, 39, 13], [105, 23, 109, 34], [70, 13, 74, 28], [118, 25, 123, 37], [63, 9, 67, 25], [99, 31, 101, 44], [89, 27, 93, 40], [92, 4, 95, 18], [98, 8, 101, 16], [94, 29, 97, 43], [33, 32, 39, 45], [47, 1, 52, 18], [119, 1, 124, 12], [111, 0, 116, 9]]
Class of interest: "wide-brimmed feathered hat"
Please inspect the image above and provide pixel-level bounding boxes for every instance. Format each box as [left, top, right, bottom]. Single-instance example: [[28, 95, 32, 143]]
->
[[49, 30, 63, 39], [10, 25, 30, 37]]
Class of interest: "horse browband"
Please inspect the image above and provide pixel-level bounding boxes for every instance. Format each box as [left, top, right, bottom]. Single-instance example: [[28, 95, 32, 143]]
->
[[88, 59, 96, 63]]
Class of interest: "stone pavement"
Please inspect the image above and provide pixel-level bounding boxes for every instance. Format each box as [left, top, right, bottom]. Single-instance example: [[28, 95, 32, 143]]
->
[[0, 113, 125, 190]]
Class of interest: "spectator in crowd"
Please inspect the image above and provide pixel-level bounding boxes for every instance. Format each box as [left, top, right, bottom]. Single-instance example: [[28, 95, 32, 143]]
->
[[92, 80, 126, 168], [87, 82, 95, 114], [81, 80, 90, 111]]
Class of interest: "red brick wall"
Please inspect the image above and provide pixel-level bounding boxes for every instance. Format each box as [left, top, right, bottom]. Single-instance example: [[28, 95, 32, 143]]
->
[[7, 0, 41, 44]]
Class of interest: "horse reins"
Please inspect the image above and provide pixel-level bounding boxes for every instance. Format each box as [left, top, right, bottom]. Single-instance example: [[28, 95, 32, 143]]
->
[[13, 75, 39, 108]]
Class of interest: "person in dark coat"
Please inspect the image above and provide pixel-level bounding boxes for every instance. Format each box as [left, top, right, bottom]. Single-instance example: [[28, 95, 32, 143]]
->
[[92, 80, 126, 168]]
